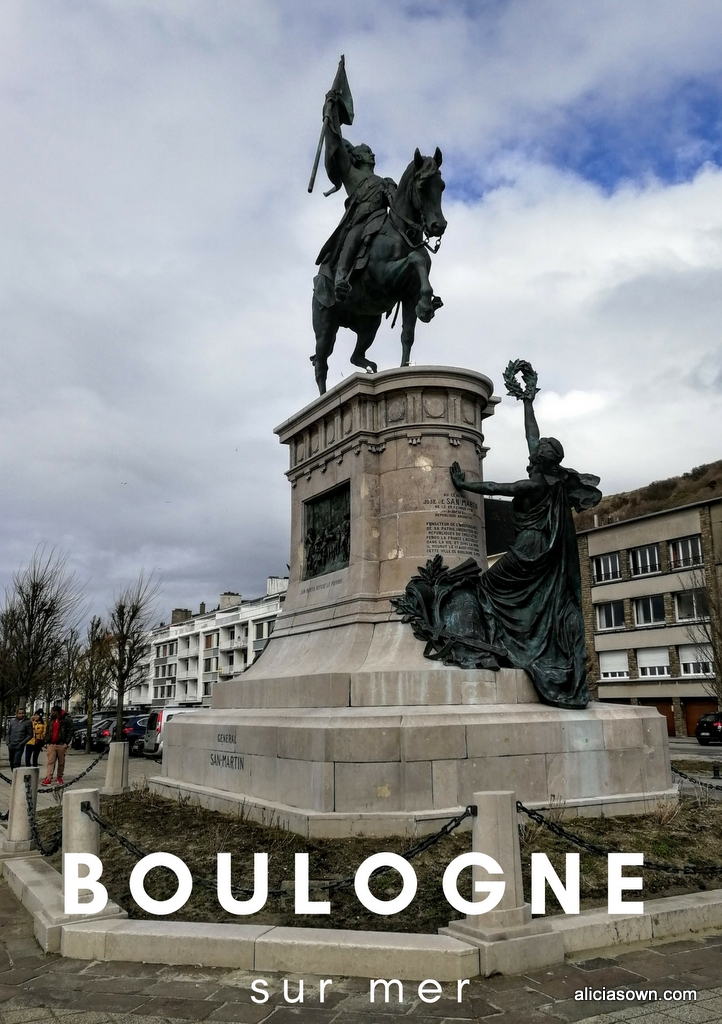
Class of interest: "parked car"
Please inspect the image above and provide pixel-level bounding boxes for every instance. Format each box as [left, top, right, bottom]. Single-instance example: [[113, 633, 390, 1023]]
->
[[119, 714, 149, 755], [93, 718, 116, 751], [144, 706, 202, 759], [72, 716, 108, 750], [695, 713, 722, 745]]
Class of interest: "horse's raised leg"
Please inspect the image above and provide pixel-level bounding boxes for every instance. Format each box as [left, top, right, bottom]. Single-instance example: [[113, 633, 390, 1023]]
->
[[311, 299, 338, 395], [400, 298, 417, 366], [405, 250, 440, 323], [349, 315, 382, 374]]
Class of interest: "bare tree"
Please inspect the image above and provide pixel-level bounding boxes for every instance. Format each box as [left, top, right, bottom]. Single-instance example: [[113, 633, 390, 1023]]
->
[[77, 616, 114, 752], [57, 629, 83, 711], [108, 573, 159, 736], [1, 549, 85, 711], [680, 566, 722, 708]]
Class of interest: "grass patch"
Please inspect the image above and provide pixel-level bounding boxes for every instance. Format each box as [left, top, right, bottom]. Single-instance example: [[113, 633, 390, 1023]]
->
[[37, 785, 722, 932]]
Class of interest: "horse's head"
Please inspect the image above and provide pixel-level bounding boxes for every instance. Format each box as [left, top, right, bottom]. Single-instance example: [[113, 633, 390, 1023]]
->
[[408, 147, 447, 238]]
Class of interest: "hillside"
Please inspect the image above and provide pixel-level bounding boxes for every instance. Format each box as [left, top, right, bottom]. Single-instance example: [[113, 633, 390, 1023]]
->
[[574, 460, 722, 531]]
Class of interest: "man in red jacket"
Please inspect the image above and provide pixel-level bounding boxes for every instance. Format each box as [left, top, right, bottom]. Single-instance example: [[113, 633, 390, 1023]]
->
[[42, 706, 74, 786]]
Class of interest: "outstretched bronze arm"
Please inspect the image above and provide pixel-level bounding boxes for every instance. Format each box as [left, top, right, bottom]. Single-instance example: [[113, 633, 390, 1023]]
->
[[523, 397, 540, 456], [450, 462, 532, 499]]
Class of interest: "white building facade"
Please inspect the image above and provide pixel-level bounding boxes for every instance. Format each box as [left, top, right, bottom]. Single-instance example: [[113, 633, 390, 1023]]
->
[[139, 577, 288, 707]]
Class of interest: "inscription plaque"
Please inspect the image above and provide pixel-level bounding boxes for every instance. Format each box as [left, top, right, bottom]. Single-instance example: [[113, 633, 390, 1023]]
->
[[425, 491, 480, 557]]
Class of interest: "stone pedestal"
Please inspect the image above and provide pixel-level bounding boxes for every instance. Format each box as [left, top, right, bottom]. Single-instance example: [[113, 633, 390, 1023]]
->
[[440, 791, 564, 975], [153, 366, 676, 836], [2, 767, 39, 855], [102, 742, 129, 796], [215, 365, 497, 707]]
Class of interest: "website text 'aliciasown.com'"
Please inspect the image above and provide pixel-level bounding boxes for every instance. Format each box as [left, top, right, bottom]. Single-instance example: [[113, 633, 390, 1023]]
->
[[574, 987, 697, 1004]]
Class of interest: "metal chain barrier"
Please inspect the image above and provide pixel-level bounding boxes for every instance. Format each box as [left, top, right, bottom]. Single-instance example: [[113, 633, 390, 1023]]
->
[[49, 747, 109, 793], [23, 776, 62, 856], [671, 764, 722, 793], [321, 804, 477, 894], [1, 747, 108, 791], [516, 799, 722, 878], [82, 802, 477, 898]]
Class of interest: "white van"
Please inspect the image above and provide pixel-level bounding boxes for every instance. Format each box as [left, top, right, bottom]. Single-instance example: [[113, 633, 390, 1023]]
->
[[143, 705, 203, 759]]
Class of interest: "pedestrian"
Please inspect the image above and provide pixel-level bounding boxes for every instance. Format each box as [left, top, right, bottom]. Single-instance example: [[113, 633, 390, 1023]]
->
[[42, 705, 74, 786], [6, 708, 32, 770], [24, 710, 46, 768]]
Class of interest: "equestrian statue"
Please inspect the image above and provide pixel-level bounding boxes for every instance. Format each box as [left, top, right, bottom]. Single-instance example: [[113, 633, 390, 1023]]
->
[[308, 57, 447, 395]]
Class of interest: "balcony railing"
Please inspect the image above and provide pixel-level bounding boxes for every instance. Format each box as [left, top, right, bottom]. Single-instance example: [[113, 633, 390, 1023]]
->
[[593, 570, 622, 583]]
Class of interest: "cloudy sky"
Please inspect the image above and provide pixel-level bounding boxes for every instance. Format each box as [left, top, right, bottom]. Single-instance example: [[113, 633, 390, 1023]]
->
[[1, 0, 721, 620]]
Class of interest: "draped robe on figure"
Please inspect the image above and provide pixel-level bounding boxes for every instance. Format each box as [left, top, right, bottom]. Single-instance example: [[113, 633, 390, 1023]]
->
[[478, 467, 601, 709]]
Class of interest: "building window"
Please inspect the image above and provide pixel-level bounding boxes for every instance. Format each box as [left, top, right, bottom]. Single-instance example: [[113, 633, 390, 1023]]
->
[[675, 589, 709, 621], [228, 652, 234, 666], [678, 643, 714, 676], [629, 544, 660, 576], [595, 601, 625, 630], [669, 536, 703, 570], [155, 666, 160, 678], [599, 650, 629, 678], [203, 658, 211, 672], [637, 647, 670, 676], [228, 627, 235, 641], [241, 624, 248, 639], [633, 595, 665, 626], [255, 622, 265, 641], [592, 553, 621, 583], [203, 680, 212, 697]]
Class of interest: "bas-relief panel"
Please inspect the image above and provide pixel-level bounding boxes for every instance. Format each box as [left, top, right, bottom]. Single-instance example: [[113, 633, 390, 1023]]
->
[[304, 482, 351, 579]]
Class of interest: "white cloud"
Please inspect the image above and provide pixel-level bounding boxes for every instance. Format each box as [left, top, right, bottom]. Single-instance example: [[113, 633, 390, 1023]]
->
[[0, 0, 721, 617]]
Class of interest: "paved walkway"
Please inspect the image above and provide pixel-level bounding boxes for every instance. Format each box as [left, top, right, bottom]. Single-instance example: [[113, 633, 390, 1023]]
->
[[0, 749, 158, 816], [3, 745, 722, 1022], [1, 880, 721, 1024]]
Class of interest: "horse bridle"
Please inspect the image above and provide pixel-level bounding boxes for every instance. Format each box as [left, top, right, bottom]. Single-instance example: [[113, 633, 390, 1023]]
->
[[389, 174, 443, 254]]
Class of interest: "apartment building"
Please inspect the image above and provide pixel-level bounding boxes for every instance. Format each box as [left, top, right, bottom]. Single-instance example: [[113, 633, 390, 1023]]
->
[[145, 576, 288, 707], [577, 497, 722, 736]]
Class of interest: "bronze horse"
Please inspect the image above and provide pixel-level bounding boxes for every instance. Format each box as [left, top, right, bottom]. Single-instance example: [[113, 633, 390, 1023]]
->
[[311, 148, 446, 395]]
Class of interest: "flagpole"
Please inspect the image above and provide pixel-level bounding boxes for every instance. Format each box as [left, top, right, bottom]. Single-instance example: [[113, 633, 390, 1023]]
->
[[307, 119, 327, 193]]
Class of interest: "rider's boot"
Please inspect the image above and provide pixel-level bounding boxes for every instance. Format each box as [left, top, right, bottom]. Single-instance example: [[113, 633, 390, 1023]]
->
[[334, 268, 352, 300]]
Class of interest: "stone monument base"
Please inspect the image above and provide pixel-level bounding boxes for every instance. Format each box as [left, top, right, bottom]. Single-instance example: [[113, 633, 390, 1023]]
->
[[152, 367, 675, 837], [152, 656, 676, 838]]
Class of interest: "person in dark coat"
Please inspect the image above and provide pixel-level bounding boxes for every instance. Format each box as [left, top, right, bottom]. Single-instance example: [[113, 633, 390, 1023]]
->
[[6, 708, 32, 770]]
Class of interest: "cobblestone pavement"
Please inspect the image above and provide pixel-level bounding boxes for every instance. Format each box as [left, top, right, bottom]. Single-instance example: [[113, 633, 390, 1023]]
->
[[1, 881, 722, 1024]]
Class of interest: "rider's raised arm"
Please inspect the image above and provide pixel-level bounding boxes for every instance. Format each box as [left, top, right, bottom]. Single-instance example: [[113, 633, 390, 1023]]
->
[[323, 91, 351, 185], [523, 396, 540, 456]]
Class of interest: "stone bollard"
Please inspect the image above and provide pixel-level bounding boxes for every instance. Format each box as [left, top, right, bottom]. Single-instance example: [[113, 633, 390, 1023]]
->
[[441, 790, 565, 975], [62, 787, 100, 903], [102, 741, 130, 795], [2, 767, 39, 854]]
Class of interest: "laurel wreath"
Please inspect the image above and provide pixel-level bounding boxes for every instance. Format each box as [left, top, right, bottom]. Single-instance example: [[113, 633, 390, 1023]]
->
[[503, 359, 540, 401]]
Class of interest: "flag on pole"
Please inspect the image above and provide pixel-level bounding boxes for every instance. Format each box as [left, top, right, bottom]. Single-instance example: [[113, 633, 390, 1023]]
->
[[308, 55, 354, 193], [330, 54, 354, 125]]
